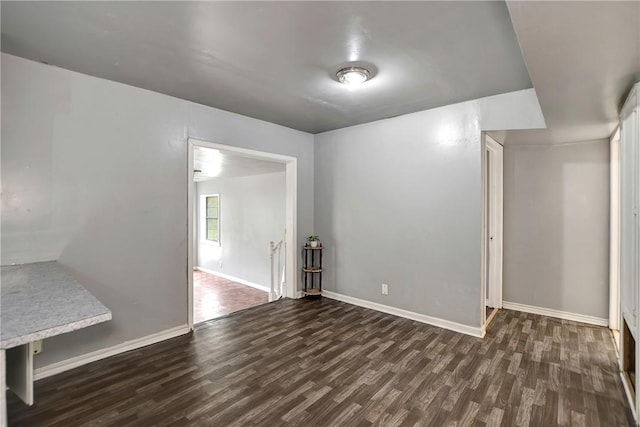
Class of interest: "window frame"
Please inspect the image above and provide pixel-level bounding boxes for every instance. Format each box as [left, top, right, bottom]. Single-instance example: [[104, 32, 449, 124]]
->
[[200, 193, 220, 246]]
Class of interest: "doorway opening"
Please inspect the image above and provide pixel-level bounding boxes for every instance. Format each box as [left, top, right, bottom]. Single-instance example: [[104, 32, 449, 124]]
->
[[481, 134, 504, 333], [187, 138, 297, 328]]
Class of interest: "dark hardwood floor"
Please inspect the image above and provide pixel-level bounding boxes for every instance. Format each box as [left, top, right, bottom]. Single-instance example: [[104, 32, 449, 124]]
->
[[8, 298, 634, 426]]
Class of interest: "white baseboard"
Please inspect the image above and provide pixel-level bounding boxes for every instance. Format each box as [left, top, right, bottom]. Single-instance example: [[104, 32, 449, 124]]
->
[[34, 324, 190, 381], [195, 266, 270, 293], [502, 301, 609, 327], [322, 290, 483, 338]]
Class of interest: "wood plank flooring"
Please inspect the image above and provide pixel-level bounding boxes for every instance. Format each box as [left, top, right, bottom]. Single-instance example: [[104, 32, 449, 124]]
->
[[193, 270, 269, 323], [7, 298, 634, 426]]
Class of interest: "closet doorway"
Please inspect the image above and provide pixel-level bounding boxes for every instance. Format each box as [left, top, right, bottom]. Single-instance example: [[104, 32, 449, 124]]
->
[[482, 134, 504, 332]]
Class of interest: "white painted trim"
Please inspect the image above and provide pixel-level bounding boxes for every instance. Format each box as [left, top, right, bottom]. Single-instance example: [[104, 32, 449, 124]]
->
[[322, 290, 484, 338], [620, 372, 637, 422], [480, 138, 488, 327], [0, 350, 5, 427], [481, 304, 499, 332], [619, 82, 640, 419], [610, 128, 621, 333], [189, 138, 297, 163], [485, 307, 499, 327], [285, 160, 298, 299], [195, 266, 270, 293], [188, 143, 195, 331], [486, 135, 504, 310], [33, 325, 190, 381], [502, 301, 608, 327]]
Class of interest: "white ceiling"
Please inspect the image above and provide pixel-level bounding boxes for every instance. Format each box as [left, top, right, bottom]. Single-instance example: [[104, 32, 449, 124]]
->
[[503, 1, 640, 145], [1, 1, 638, 143], [193, 146, 285, 182], [1, 1, 531, 134]]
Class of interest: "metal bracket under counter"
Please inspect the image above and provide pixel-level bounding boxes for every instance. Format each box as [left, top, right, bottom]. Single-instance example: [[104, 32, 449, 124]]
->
[[1, 261, 112, 426]]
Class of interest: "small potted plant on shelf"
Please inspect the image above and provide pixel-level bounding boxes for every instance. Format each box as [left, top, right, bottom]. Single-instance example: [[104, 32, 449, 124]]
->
[[307, 235, 320, 248]]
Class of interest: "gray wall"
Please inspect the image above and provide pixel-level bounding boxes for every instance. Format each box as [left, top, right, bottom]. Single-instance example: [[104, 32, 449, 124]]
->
[[314, 90, 546, 328], [196, 172, 286, 287], [503, 140, 610, 319], [1, 53, 314, 368]]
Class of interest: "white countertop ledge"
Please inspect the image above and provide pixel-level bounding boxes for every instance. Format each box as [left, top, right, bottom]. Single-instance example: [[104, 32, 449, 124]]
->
[[1, 261, 112, 349]]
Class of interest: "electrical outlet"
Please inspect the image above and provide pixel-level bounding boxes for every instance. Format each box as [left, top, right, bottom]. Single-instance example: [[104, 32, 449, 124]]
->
[[381, 283, 389, 295], [33, 340, 43, 355]]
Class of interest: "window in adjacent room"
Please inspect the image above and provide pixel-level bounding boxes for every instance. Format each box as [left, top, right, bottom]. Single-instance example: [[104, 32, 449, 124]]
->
[[200, 194, 220, 244]]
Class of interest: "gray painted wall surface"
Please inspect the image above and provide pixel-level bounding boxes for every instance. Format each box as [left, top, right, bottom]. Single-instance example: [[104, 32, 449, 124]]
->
[[503, 140, 610, 319], [314, 90, 546, 328], [1, 54, 314, 368], [196, 172, 286, 287]]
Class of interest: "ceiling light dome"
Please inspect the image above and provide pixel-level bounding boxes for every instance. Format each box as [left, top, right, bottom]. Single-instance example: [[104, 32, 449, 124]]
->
[[336, 66, 371, 86]]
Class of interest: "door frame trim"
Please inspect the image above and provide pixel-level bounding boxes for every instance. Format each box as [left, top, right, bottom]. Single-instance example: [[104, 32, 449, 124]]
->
[[187, 138, 298, 330], [481, 133, 504, 333], [609, 127, 621, 336]]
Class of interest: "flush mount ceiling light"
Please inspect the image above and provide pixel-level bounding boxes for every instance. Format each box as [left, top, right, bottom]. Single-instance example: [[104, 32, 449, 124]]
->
[[336, 66, 371, 86]]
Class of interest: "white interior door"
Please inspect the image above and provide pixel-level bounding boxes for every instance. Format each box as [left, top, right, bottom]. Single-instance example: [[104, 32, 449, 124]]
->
[[486, 136, 503, 309], [618, 83, 639, 420], [483, 135, 504, 318], [620, 104, 638, 340]]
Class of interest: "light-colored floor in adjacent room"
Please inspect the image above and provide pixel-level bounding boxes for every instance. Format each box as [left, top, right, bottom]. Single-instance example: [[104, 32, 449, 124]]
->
[[193, 270, 269, 323]]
